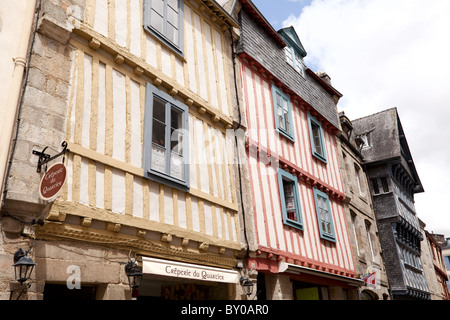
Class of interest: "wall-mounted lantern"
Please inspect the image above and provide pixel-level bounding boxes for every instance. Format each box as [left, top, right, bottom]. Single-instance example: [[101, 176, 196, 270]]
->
[[13, 248, 35, 284], [124, 258, 143, 299], [240, 276, 254, 296]]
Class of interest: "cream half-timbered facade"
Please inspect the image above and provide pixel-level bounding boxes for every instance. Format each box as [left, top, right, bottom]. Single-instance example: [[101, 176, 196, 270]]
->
[[56, 0, 241, 251]]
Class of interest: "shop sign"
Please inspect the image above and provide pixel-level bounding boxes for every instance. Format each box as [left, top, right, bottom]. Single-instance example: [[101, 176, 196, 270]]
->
[[39, 163, 67, 200], [142, 257, 239, 284]]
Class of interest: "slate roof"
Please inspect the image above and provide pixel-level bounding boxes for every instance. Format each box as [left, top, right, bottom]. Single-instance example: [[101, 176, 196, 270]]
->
[[352, 107, 424, 192]]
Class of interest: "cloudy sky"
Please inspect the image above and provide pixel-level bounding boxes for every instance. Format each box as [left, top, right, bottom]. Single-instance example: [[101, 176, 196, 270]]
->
[[253, 0, 450, 237]]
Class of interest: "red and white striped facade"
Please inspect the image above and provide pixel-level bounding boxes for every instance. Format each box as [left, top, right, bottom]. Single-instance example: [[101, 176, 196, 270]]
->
[[240, 55, 357, 279]]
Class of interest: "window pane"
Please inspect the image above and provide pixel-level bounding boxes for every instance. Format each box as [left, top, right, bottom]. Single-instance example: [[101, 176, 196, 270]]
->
[[151, 144, 166, 173], [170, 108, 183, 155], [312, 125, 322, 155], [167, 0, 178, 12], [283, 98, 289, 112], [152, 119, 166, 147], [326, 222, 332, 234], [371, 178, 380, 194], [151, 10, 164, 34], [381, 177, 389, 193], [284, 46, 293, 65], [171, 130, 183, 155], [317, 194, 332, 236], [287, 210, 297, 221], [276, 93, 282, 108], [284, 108, 290, 134], [278, 106, 284, 130], [171, 107, 182, 129], [152, 95, 166, 173], [285, 195, 295, 211], [151, 0, 164, 15], [283, 180, 299, 223], [170, 151, 183, 180], [166, 23, 178, 44], [153, 97, 166, 122], [167, 5, 178, 27]]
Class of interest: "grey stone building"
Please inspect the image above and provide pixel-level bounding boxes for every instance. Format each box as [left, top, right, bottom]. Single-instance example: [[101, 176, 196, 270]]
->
[[352, 108, 431, 300], [337, 112, 390, 300]]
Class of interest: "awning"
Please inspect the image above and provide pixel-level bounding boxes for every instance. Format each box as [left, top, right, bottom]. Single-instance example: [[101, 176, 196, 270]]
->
[[278, 261, 364, 287], [142, 257, 239, 284]]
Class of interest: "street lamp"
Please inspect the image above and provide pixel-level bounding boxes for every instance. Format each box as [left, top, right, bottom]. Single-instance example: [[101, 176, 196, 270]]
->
[[240, 276, 254, 296], [13, 248, 35, 284], [124, 258, 143, 298]]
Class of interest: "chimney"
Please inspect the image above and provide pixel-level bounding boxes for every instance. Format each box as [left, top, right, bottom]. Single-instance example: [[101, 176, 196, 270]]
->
[[316, 71, 332, 85]]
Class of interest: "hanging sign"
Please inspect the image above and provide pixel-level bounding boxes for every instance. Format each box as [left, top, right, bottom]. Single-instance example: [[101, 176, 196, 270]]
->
[[361, 265, 381, 288], [39, 163, 67, 200]]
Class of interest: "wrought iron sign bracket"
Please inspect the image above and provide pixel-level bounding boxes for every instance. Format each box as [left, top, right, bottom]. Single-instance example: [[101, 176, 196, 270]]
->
[[32, 141, 69, 173]]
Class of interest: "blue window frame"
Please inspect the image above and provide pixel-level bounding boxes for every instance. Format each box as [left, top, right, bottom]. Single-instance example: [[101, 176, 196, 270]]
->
[[143, 83, 189, 191], [307, 112, 327, 163], [313, 188, 336, 242], [143, 0, 184, 57], [272, 84, 295, 142], [277, 168, 303, 230]]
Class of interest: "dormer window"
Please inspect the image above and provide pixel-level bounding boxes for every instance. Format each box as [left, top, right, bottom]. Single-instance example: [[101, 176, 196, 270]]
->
[[278, 27, 307, 78], [360, 133, 371, 150]]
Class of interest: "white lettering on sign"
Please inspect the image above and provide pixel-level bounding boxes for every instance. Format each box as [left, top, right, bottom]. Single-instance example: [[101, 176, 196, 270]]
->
[[39, 163, 67, 200], [142, 257, 239, 283]]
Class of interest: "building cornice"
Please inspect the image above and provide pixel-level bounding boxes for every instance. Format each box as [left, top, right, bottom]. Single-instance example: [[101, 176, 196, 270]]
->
[[37, 203, 241, 269]]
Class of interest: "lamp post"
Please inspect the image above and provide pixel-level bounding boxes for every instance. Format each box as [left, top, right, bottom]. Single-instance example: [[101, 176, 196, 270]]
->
[[124, 258, 143, 299]]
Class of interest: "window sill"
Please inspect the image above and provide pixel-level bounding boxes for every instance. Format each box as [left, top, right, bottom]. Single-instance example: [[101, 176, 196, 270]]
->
[[320, 234, 337, 243], [145, 169, 189, 192], [312, 152, 327, 164], [276, 128, 295, 143], [284, 220, 304, 231]]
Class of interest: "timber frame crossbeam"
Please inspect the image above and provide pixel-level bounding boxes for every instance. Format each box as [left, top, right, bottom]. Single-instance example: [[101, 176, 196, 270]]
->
[[71, 24, 235, 131]]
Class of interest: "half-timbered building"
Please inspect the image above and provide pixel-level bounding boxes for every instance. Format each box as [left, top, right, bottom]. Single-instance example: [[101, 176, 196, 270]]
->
[[234, 0, 362, 300], [0, 0, 253, 300]]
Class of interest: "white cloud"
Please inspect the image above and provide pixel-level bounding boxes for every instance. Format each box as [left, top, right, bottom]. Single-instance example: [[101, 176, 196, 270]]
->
[[283, 0, 450, 236]]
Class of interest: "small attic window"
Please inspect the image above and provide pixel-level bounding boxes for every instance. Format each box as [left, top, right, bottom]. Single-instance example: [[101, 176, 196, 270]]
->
[[284, 44, 306, 78]]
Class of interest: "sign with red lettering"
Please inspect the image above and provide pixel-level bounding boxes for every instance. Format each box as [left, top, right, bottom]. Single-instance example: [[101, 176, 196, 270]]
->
[[39, 163, 67, 200]]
